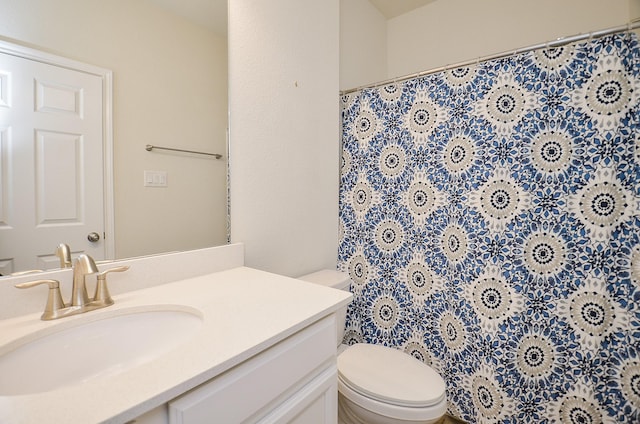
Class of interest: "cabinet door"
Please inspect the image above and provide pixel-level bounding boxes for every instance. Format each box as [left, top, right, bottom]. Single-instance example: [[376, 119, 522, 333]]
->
[[128, 404, 169, 424], [257, 367, 337, 424], [168, 316, 336, 424]]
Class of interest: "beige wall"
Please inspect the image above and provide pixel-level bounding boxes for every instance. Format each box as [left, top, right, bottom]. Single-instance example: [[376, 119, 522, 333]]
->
[[340, 0, 387, 90], [0, 0, 228, 259], [631, 0, 640, 20], [388, 0, 631, 78], [341, 0, 639, 89], [229, 0, 340, 277]]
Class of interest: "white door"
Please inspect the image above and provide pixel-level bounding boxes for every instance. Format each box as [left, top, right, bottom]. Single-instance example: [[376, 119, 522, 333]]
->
[[0, 51, 105, 274]]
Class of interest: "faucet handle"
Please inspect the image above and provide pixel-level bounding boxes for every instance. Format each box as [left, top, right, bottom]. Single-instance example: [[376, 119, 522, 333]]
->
[[93, 266, 130, 306], [15, 279, 66, 320]]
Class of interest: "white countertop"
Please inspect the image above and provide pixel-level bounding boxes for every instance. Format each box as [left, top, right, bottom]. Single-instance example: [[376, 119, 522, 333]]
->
[[0, 266, 352, 424]]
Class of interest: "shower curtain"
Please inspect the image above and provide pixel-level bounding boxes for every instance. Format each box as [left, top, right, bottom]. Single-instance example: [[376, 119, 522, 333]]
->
[[338, 32, 640, 423]]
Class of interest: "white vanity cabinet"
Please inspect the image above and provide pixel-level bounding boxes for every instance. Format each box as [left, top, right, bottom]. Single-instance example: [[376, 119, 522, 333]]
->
[[136, 315, 338, 424], [0, 258, 352, 424]]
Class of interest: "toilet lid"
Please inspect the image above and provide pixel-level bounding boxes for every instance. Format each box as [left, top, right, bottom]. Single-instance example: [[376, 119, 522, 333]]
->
[[338, 343, 446, 408]]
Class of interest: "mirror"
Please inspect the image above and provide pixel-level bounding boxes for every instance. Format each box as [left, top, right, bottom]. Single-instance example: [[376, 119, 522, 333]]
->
[[0, 0, 228, 276]]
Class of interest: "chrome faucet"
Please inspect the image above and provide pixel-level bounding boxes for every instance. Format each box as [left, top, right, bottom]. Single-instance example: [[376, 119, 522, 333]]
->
[[15, 254, 129, 320], [55, 243, 73, 268], [70, 254, 99, 307]]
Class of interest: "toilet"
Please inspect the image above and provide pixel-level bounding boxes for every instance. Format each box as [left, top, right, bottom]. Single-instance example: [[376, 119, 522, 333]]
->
[[299, 270, 447, 424]]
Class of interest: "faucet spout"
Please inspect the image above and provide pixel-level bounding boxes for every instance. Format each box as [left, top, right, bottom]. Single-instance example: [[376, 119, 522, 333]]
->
[[56, 243, 73, 268], [71, 254, 99, 307]]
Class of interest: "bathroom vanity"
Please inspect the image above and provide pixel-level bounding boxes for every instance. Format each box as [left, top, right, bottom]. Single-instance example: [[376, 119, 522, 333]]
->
[[0, 244, 352, 423]]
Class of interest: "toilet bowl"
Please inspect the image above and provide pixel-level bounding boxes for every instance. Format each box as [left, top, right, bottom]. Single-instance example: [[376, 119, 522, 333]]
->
[[299, 270, 447, 424]]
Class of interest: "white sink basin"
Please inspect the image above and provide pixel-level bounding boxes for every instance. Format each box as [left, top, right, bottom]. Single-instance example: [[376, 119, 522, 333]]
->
[[0, 307, 203, 395]]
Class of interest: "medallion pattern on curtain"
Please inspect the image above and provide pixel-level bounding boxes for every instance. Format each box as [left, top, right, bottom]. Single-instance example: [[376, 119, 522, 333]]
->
[[338, 33, 640, 423]]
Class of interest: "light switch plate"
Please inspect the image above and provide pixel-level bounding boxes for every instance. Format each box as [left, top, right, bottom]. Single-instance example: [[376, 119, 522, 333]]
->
[[144, 170, 168, 187]]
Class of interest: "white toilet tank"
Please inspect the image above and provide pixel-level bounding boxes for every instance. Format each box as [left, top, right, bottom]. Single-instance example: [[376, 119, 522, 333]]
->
[[298, 270, 351, 346]]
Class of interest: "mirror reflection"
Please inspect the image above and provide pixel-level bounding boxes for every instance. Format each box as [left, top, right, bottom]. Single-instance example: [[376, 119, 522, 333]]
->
[[0, 0, 229, 276]]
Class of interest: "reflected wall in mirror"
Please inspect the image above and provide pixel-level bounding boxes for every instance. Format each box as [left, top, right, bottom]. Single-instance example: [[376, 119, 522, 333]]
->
[[0, 0, 228, 275]]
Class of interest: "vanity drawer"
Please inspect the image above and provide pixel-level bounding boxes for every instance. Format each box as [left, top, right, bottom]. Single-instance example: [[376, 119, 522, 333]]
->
[[168, 315, 337, 424]]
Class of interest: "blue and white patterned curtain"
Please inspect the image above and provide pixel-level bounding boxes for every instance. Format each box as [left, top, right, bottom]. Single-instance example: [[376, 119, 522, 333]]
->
[[338, 32, 640, 423]]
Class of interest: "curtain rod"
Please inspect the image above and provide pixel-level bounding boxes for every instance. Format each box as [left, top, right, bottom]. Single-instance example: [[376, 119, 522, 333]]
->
[[340, 20, 640, 95]]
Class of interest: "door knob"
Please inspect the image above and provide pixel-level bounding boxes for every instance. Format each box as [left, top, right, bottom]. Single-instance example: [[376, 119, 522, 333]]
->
[[87, 232, 101, 242]]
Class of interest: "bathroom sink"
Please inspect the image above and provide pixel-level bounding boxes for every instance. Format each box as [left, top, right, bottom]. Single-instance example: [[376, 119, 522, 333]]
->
[[0, 307, 203, 395]]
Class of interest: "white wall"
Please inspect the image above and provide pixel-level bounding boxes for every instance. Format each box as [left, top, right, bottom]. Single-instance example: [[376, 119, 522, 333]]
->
[[340, 0, 387, 91], [228, 0, 340, 277], [0, 0, 228, 260]]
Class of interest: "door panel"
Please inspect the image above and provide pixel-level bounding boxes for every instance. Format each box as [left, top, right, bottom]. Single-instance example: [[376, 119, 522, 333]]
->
[[0, 52, 105, 274]]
